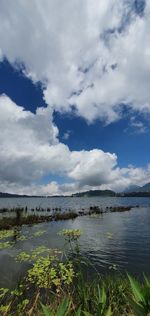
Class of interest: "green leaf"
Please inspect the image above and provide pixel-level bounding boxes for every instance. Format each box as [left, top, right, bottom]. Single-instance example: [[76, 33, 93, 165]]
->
[[128, 274, 145, 304], [105, 306, 112, 316], [74, 306, 81, 316], [56, 298, 71, 316], [101, 286, 106, 307], [41, 303, 54, 316], [143, 274, 150, 288], [129, 299, 146, 316], [83, 312, 92, 316]]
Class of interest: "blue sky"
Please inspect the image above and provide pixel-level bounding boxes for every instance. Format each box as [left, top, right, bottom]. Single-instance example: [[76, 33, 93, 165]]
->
[[1, 59, 149, 168], [0, 0, 150, 195]]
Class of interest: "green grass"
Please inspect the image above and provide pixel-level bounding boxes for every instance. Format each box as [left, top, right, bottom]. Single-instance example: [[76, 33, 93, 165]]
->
[[2, 271, 149, 315]]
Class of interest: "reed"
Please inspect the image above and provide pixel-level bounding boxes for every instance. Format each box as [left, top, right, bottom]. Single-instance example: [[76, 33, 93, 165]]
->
[[0, 205, 135, 230]]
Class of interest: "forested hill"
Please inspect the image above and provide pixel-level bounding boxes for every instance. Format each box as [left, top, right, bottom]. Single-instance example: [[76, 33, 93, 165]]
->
[[72, 190, 116, 197]]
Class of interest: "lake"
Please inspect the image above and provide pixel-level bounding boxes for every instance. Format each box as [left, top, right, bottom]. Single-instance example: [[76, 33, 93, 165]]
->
[[0, 196, 150, 211], [0, 196, 150, 288]]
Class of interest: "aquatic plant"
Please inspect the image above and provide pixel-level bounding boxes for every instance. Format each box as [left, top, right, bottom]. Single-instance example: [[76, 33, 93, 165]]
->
[[89, 206, 103, 215], [27, 256, 74, 290], [106, 232, 113, 239], [59, 229, 82, 241], [0, 288, 9, 299], [33, 229, 46, 237], [0, 211, 78, 230], [108, 264, 118, 271], [0, 229, 14, 240], [16, 246, 55, 262], [54, 211, 78, 221], [0, 204, 136, 231], [0, 241, 13, 249], [16, 251, 31, 262], [109, 206, 132, 212], [59, 229, 83, 259], [17, 234, 29, 241]]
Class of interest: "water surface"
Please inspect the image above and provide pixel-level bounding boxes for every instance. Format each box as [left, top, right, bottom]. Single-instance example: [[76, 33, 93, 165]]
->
[[0, 196, 150, 212], [0, 197, 150, 288]]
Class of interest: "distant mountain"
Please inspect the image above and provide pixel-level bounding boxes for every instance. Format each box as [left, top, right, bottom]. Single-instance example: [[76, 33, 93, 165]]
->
[[124, 185, 141, 193], [0, 192, 68, 198], [0, 192, 44, 198], [124, 182, 150, 194], [122, 182, 150, 197], [72, 190, 116, 197], [0, 192, 31, 198], [139, 182, 150, 192]]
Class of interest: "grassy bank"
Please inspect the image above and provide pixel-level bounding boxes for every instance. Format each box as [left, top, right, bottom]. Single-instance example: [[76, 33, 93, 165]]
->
[[0, 229, 150, 315], [1, 273, 145, 315]]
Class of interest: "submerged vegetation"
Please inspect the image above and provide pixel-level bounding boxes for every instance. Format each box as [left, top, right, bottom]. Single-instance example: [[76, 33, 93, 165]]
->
[[0, 228, 150, 315], [0, 204, 134, 230], [0, 212, 78, 230]]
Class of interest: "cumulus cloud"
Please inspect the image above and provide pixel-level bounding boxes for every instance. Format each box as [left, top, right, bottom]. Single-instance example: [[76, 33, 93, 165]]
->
[[0, 95, 150, 195], [0, 94, 71, 185], [69, 150, 117, 186], [0, 0, 150, 123], [0, 95, 117, 191]]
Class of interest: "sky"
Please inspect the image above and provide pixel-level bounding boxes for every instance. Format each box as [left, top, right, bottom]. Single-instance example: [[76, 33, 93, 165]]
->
[[0, 0, 150, 195]]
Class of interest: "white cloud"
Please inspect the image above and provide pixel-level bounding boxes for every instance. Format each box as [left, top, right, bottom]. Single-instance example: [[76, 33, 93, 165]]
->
[[126, 116, 149, 134], [0, 95, 150, 195], [0, 0, 150, 123], [0, 95, 118, 191], [0, 94, 71, 184], [69, 149, 117, 186], [63, 130, 71, 140]]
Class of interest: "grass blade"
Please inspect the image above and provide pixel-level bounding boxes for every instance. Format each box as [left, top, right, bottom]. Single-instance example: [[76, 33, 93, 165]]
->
[[105, 306, 112, 316], [74, 306, 81, 316], [128, 274, 145, 304], [56, 298, 71, 316], [101, 286, 106, 308], [83, 312, 92, 316], [143, 274, 150, 288], [129, 299, 146, 316], [41, 303, 54, 316]]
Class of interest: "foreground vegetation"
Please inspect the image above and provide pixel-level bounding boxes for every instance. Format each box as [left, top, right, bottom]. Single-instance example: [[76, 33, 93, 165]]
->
[[0, 228, 150, 315]]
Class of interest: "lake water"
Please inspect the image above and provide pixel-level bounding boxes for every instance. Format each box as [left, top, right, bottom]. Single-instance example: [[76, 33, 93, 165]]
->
[[0, 196, 150, 288], [0, 196, 150, 211]]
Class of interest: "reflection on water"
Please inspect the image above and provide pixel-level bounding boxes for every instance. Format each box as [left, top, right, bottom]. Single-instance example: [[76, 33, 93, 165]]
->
[[0, 197, 150, 288]]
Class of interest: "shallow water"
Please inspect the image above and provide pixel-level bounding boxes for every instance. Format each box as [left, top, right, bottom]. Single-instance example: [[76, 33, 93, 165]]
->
[[0, 197, 150, 288]]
